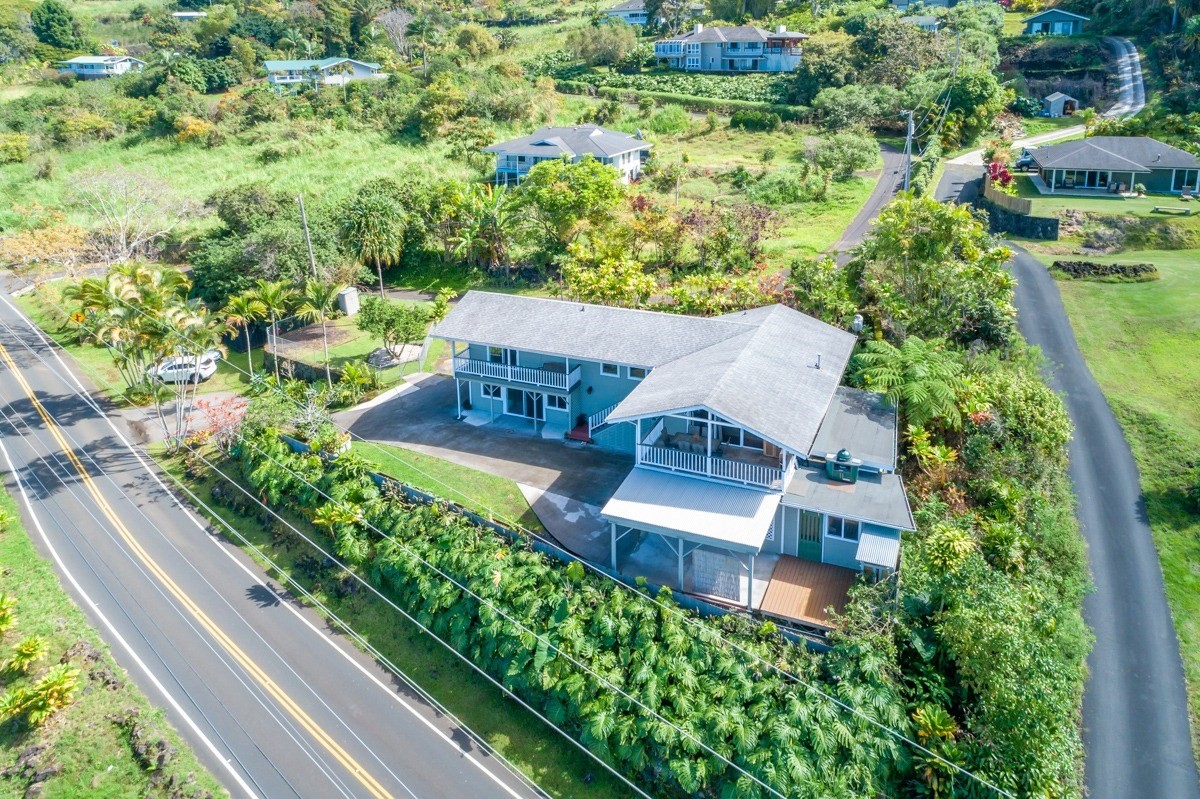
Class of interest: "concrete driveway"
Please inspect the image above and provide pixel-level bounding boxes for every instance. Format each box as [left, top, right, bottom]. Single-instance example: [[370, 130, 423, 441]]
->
[[338, 376, 633, 507]]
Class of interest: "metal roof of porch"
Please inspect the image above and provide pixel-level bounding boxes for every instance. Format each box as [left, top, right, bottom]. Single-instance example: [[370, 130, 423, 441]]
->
[[600, 469, 781, 553]]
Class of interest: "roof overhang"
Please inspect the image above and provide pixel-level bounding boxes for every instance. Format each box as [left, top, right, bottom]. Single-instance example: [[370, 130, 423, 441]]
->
[[601, 469, 781, 554], [1023, 8, 1089, 21], [605, 402, 803, 458]]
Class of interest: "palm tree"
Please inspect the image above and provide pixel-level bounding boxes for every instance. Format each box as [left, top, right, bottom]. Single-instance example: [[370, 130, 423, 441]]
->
[[247, 280, 296, 383], [451, 183, 516, 276], [296, 278, 345, 390], [223, 293, 266, 378], [341, 191, 407, 298], [278, 27, 305, 58], [852, 336, 965, 429]]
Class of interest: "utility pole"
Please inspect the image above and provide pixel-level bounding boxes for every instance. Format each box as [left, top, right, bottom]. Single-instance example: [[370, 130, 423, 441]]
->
[[297, 194, 318, 279], [901, 109, 914, 192]]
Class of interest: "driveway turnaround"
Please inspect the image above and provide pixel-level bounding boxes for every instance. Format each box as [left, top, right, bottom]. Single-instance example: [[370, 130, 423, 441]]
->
[[0, 295, 544, 799], [1008, 246, 1200, 799]]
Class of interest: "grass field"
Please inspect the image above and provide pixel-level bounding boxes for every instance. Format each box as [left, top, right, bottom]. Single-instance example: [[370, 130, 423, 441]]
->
[[0, 487, 226, 798], [1030, 246, 1200, 754], [349, 440, 544, 532], [159, 450, 621, 798], [1018, 114, 1082, 137]]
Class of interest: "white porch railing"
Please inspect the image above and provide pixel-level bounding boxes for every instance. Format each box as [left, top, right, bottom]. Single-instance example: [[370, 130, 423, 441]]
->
[[452, 356, 581, 391], [637, 444, 785, 490], [588, 402, 621, 436]]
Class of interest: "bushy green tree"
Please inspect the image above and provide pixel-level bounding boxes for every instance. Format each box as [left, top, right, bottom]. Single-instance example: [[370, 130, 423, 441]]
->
[[517, 156, 627, 251], [454, 24, 499, 59], [814, 129, 878, 181], [355, 295, 429, 354], [30, 0, 83, 50], [566, 22, 637, 67]]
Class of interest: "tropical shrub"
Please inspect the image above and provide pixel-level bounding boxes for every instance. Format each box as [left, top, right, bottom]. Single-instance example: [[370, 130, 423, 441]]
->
[[729, 110, 782, 132]]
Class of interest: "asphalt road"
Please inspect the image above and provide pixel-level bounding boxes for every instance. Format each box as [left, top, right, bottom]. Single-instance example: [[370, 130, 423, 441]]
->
[[1008, 246, 1200, 799], [0, 294, 544, 799], [828, 144, 906, 264]]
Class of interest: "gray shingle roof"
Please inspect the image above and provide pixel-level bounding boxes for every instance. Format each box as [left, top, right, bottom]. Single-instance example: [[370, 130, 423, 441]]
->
[[1031, 136, 1200, 172], [606, 305, 856, 456], [433, 293, 859, 456], [483, 125, 651, 159], [432, 292, 751, 367], [658, 25, 808, 43], [810, 387, 898, 472], [1023, 7, 1090, 21], [607, 0, 645, 11], [784, 467, 915, 531]]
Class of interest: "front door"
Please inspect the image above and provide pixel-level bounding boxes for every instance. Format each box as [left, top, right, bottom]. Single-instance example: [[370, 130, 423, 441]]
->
[[505, 389, 544, 421], [777, 506, 822, 561]]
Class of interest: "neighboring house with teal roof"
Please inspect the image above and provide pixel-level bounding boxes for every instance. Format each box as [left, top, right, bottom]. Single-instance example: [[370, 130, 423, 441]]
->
[[1023, 8, 1089, 35], [262, 57, 385, 87], [58, 55, 145, 79]]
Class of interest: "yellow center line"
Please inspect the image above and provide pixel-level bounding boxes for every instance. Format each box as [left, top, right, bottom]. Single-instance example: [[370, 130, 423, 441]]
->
[[0, 342, 394, 799]]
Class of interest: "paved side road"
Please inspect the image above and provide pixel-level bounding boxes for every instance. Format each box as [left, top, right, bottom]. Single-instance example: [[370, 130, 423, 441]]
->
[[828, 144, 906, 264], [1007, 246, 1200, 799], [0, 295, 543, 799]]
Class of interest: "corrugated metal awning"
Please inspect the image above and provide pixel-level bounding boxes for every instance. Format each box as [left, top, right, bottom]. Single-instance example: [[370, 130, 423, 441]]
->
[[600, 469, 780, 553], [855, 532, 900, 569]]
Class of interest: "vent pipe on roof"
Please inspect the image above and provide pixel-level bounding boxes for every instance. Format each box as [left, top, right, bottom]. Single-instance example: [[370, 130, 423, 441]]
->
[[694, 22, 703, 33], [815, 354, 822, 369]]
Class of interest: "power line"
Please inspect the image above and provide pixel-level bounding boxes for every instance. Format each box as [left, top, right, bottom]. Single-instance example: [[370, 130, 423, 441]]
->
[[9, 277, 1022, 791]]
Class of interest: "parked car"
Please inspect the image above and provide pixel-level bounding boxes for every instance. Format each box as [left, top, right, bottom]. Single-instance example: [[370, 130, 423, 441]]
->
[[1014, 150, 1038, 171], [147, 350, 222, 383]]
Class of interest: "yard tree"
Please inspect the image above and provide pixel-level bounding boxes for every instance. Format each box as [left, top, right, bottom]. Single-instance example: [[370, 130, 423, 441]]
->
[[852, 336, 965, 430], [789, 256, 858, 327], [560, 241, 656, 307], [222, 292, 266, 377], [851, 193, 1015, 346], [355, 295, 430, 356], [30, 0, 84, 50], [449, 182, 517, 275], [247, 279, 297, 382], [340, 188, 407, 298], [565, 22, 636, 67], [71, 167, 197, 265], [296, 278, 345, 390], [517, 156, 627, 253], [454, 24, 498, 59], [814, 129, 878, 180], [790, 31, 858, 105]]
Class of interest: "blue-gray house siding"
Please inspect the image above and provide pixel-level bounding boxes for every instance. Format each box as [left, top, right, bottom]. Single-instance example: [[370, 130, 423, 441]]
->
[[1023, 9, 1088, 35]]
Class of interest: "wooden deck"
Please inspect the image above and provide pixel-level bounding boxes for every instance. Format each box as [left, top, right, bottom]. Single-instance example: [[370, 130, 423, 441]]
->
[[758, 556, 858, 629]]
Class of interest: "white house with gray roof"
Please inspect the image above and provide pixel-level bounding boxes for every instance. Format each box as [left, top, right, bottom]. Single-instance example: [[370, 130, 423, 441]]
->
[[58, 55, 145, 79], [1029, 136, 1200, 194], [431, 292, 913, 632], [653, 23, 808, 73], [482, 125, 652, 185]]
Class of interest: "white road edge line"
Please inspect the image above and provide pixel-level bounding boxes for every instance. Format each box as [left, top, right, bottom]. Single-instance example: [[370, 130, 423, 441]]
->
[[0, 293, 530, 799], [0, 434, 263, 799]]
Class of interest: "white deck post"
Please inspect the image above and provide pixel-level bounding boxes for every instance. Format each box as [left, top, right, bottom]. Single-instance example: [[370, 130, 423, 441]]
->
[[677, 536, 685, 591], [706, 421, 713, 476], [611, 522, 618, 569], [747, 554, 755, 610], [455, 378, 462, 419]]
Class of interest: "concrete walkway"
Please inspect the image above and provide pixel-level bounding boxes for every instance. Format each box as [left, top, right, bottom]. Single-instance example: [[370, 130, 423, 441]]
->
[[948, 36, 1144, 167], [1009, 245, 1200, 799]]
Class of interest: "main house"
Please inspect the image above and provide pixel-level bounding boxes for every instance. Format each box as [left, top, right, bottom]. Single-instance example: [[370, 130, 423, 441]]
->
[[263, 57, 385, 87], [483, 125, 652, 185], [1029, 136, 1200, 194], [58, 55, 145, 79], [432, 293, 913, 632], [654, 24, 808, 73], [1022, 8, 1089, 35]]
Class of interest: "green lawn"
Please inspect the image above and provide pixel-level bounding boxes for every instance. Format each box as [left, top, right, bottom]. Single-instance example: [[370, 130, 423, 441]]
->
[[1034, 248, 1200, 755], [0, 487, 226, 798], [1002, 11, 1028, 37], [1018, 114, 1083, 137], [157, 451, 623, 798], [349, 440, 544, 533], [1013, 175, 1200, 217]]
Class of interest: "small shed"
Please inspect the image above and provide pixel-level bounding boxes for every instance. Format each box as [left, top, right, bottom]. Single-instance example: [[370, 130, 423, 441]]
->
[[1023, 8, 1089, 36], [1042, 91, 1079, 117]]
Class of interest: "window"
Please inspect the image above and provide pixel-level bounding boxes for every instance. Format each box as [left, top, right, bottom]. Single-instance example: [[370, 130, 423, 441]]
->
[[547, 395, 567, 410], [481, 384, 501, 398], [601, 363, 619, 376], [685, 56, 700, 69], [685, 42, 700, 53], [628, 366, 647, 380], [826, 516, 861, 542]]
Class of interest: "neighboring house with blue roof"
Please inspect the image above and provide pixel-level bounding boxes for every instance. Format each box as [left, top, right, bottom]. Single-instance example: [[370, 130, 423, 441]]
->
[[58, 55, 145, 79], [262, 57, 385, 87], [482, 125, 652, 184], [431, 292, 914, 632], [654, 23, 808, 73], [1023, 8, 1089, 35]]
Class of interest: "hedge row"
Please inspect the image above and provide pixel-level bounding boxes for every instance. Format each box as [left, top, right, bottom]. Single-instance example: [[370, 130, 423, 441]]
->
[[555, 79, 810, 121], [231, 422, 904, 798], [1052, 260, 1159, 281]]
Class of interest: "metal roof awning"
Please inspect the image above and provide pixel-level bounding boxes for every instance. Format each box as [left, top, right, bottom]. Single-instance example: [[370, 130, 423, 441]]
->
[[855, 532, 900, 569], [600, 469, 781, 553]]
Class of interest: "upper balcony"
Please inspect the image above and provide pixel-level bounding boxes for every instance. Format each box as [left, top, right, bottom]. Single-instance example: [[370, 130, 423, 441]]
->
[[452, 356, 581, 392], [634, 415, 793, 491]]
